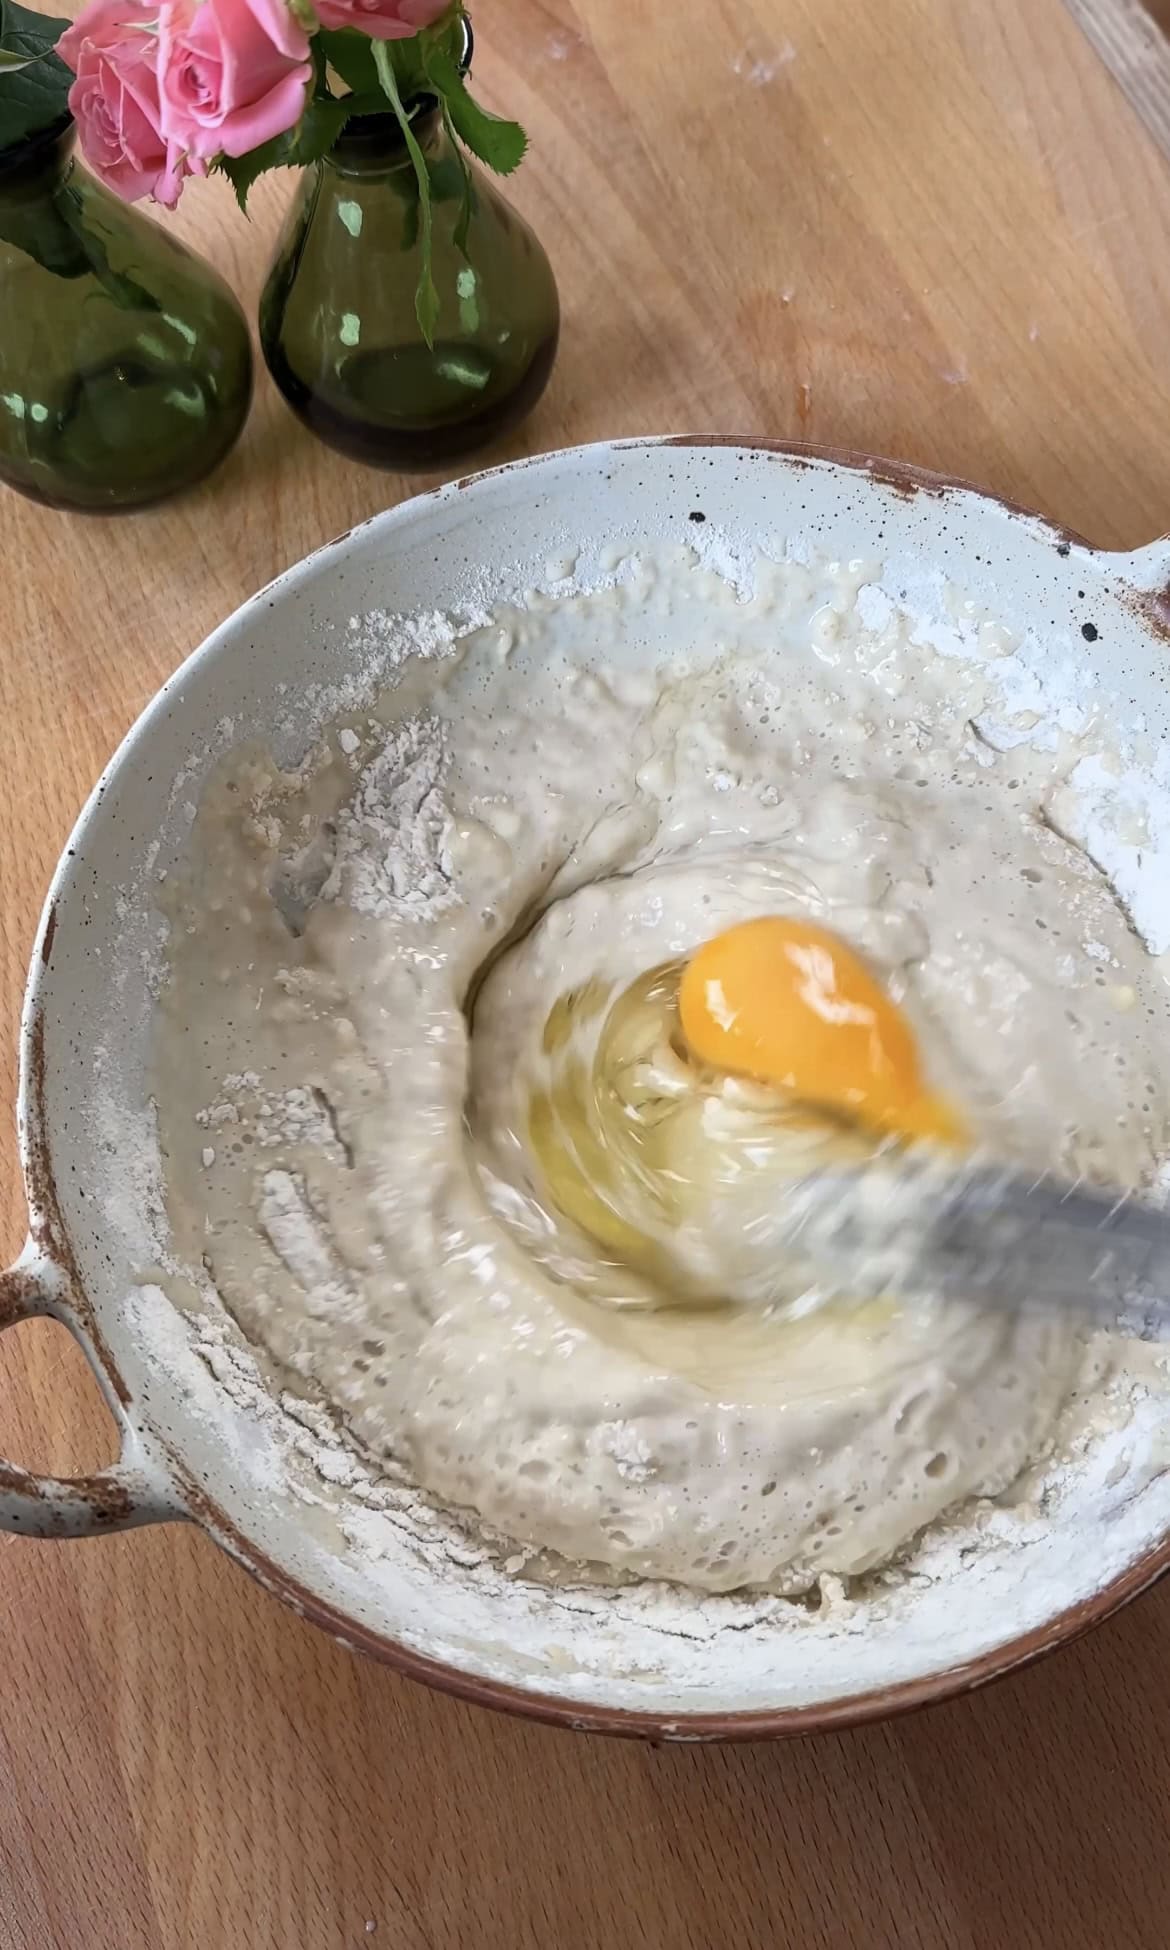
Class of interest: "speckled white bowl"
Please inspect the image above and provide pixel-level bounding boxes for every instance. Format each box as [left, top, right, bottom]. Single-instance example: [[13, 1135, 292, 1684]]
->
[[5, 437, 1170, 1739]]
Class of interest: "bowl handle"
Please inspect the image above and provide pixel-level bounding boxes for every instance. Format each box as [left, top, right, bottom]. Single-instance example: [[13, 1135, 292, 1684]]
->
[[1106, 536, 1170, 592], [0, 1245, 184, 1537]]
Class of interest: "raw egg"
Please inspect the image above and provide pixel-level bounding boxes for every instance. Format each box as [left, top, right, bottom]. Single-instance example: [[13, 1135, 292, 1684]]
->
[[678, 915, 961, 1144]]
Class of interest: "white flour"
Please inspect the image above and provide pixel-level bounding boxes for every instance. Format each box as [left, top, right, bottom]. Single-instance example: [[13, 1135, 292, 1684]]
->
[[1049, 750, 1170, 957], [197, 1078, 337, 1143], [325, 714, 457, 921], [343, 606, 471, 668]]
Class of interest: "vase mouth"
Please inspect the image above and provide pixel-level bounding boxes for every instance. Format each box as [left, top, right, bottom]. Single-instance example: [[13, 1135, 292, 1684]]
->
[[0, 109, 75, 179], [327, 101, 442, 172], [325, 9, 471, 172]]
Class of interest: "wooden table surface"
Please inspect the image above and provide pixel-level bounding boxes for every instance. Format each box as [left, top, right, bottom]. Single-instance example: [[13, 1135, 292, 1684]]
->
[[5, 1, 1170, 1943]]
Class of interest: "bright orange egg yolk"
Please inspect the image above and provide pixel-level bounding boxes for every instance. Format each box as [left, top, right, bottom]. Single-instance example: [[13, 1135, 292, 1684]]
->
[[677, 916, 962, 1145]]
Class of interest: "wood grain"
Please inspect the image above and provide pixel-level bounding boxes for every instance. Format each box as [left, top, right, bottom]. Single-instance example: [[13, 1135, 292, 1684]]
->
[[4, 0, 1170, 1943]]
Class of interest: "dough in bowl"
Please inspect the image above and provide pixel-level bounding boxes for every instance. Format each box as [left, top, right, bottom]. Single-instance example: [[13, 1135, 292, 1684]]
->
[[155, 550, 1170, 1595]]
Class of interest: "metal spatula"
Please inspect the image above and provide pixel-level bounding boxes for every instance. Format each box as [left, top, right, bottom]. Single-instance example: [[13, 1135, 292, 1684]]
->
[[779, 1152, 1170, 1319]]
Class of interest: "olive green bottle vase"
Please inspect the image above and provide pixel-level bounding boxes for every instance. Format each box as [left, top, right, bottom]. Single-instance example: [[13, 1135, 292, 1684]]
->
[[259, 106, 559, 471], [0, 114, 253, 513]]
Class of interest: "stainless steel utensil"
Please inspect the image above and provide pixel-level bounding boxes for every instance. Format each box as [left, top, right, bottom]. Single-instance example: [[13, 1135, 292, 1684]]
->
[[782, 1152, 1170, 1318]]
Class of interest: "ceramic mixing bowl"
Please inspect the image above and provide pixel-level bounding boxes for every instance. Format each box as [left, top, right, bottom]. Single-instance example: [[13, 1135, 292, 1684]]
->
[[4, 438, 1170, 1739]]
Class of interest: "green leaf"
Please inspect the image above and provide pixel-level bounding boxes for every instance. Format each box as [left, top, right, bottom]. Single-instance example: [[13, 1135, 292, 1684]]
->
[[0, 173, 158, 305], [316, 28, 378, 98], [399, 185, 418, 254], [0, 181, 89, 274], [397, 146, 469, 253], [0, 0, 70, 58], [215, 92, 361, 211], [421, 41, 526, 176], [440, 102, 475, 258], [0, 0, 72, 152], [425, 10, 471, 77], [373, 38, 438, 347], [426, 149, 464, 202], [58, 179, 160, 306]]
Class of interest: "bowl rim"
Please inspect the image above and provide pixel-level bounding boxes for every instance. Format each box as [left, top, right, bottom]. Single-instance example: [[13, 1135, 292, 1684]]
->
[[179, 1456, 1170, 1739], [17, 431, 1170, 1739]]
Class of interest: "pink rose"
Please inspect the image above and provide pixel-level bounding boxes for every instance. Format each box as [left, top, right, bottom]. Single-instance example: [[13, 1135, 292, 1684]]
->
[[58, 0, 190, 206], [311, 0, 448, 43], [158, 0, 312, 161]]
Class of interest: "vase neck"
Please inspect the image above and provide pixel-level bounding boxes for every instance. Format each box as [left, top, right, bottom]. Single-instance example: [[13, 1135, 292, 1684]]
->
[[0, 115, 76, 200], [325, 104, 445, 180]]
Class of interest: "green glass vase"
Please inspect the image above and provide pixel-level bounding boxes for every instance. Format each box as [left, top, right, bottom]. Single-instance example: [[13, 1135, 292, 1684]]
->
[[259, 106, 559, 471], [0, 115, 253, 513]]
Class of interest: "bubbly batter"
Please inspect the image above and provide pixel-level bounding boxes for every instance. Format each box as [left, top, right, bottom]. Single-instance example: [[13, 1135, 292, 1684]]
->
[[155, 553, 1170, 1595]]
